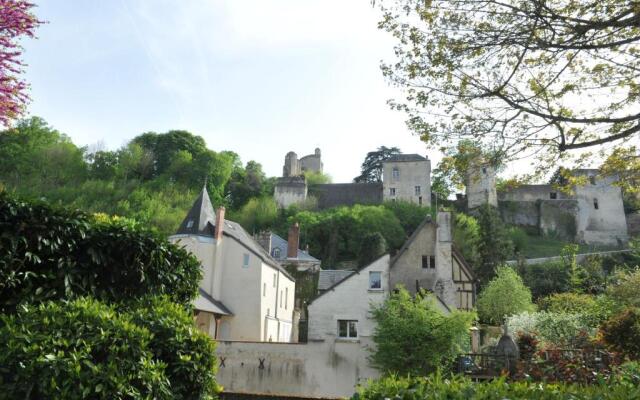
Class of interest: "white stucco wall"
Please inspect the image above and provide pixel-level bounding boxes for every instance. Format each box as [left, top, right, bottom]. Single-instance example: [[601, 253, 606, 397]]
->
[[382, 160, 431, 206], [307, 255, 389, 342], [216, 340, 379, 399], [574, 176, 628, 245]]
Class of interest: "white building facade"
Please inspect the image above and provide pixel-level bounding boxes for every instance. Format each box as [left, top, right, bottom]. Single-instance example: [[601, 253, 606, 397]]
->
[[382, 154, 431, 206], [170, 187, 296, 342]]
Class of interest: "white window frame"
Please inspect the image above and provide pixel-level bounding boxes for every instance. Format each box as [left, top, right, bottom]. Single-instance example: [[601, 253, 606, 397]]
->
[[369, 271, 382, 290], [392, 167, 400, 180], [337, 319, 358, 339]]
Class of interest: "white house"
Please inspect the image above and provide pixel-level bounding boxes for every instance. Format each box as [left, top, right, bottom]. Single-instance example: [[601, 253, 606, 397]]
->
[[170, 187, 296, 342]]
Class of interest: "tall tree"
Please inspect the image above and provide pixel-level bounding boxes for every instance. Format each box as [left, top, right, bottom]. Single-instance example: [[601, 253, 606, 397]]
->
[[476, 204, 514, 286], [375, 0, 640, 176], [0, 0, 41, 125], [354, 146, 401, 183]]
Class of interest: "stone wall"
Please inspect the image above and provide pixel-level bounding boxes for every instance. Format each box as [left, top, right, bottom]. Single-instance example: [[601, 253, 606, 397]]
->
[[628, 213, 640, 237], [539, 200, 579, 241], [275, 177, 308, 208], [216, 340, 378, 399], [498, 200, 540, 232], [310, 183, 382, 209]]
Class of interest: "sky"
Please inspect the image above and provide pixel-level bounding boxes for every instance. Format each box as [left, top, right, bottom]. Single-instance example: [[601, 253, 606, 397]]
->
[[22, 0, 432, 183]]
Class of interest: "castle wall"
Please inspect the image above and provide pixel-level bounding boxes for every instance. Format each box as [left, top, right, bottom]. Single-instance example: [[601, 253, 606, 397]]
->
[[498, 200, 540, 232], [466, 165, 497, 209], [310, 183, 383, 209], [539, 200, 579, 241], [299, 148, 323, 174], [274, 177, 307, 208], [498, 184, 568, 202], [382, 159, 431, 206]]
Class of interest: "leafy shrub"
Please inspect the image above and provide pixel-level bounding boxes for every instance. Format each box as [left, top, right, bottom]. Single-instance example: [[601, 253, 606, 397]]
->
[[357, 232, 387, 267], [518, 261, 571, 299], [475, 205, 514, 286], [383, 200, 433, 237], [539, 292, 596, 314], [370, 287, 475, 375], [452, 212, 480, 267], [0, 298, 171, 399], [508, 311, 596, 347], [508, 226, 528, 254], [130, 297, 220, 399], [614, 361, 640, 386], [352, 374, 640, 399], [600, 307, 640, 360], [607, 269, 640, 309], [476, 266, 534, 325], [517, 332, 539, 361], [0, 193, 201, 313]]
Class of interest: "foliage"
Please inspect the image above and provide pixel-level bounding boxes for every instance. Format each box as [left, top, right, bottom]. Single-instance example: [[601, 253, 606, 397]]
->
[[382, 200, 432, 236], [353, 146, 401, 183], [291, 204, 406, 266], [539, 293, 597, 314], [0, 192, 201, 313], [508, 226, 528, 255], [452, 212, 480, 267], [475, 205, 514, 286], [508, 311, 596, 348], [370, 287, 475, 375], [517, 261, 571, 300], [0, 0, 42, 125], [128, 296, 220, 399], [517, 332, 538, 361], [358, 232, 387, 267], [600, 307, 640, 360], [0, 297, 219, 399], [352, 374, 640, 400], [303, 170, 332, 186], [571, 255, 609, 295], [233, 196, 278, 235], [0, 298, 172, 399], [375, 0, 640, 178], [607, 269, 640, 309], [476, 266, 534, 325], [615, 361, 640, 386]]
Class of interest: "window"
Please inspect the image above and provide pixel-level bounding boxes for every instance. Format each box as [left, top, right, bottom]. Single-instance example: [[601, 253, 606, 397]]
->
[[338, 320, 358, 338], [273, 274, 276, 287], [263, 283, 266, 297], [422, 256, 436, 269], [415, 186, 421, 196], [589, 175, 596, 185], [186, 220, 194, 229], [419, 196, 423, 206], [482, 167, 487, 174], [392, 167, 400, 180], [550, 192, 557, 199], [280, 290, 283, 307], [285, 287, 288, 310], [272, 248, 281, 258], [242, 253, 250, 268], [594, 198, 599, 210], [369, 271, 382, 290], [267, 308, 270, 316], [389, 188, 396, 196]]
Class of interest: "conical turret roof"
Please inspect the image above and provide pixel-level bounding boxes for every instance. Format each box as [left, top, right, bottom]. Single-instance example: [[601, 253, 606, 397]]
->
[[176, 186, 216, 236]]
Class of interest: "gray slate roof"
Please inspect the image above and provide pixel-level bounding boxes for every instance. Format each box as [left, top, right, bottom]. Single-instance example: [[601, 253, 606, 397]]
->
[[317, 269, 355, 291], [385, 154, 427, 163], [195, 288, 232, 315], [269, 233, 320, 263], [176, 187, 295, 282]]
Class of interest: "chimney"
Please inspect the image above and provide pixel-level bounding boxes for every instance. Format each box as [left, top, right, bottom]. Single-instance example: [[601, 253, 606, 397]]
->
[[215, 207, 225, 241], [287, 223, 300, 259], [255, 231, 272, 253]]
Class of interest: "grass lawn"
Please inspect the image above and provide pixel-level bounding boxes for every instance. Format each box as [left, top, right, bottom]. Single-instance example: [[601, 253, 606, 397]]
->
[[517, 234, 620, 259]]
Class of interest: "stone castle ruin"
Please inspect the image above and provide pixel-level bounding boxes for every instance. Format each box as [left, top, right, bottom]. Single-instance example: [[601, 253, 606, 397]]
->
[[274, 148, 431, 209], [465, 165, 629, 246]]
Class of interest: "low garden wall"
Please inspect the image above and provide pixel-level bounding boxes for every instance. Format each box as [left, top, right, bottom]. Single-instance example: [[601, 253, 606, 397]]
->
[[216, 339, 379, 399]]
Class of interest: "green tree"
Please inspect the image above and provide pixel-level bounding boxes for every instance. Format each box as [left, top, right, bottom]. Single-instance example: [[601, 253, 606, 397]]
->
[[600, 307, 640, 361], [357, 232, 387, 267], [353, 146, 401, 183], [382, 200, 432, 236], [375, 0, 640, 178], [303, 170, 332, 186], [477, 266, 535, 325], [607, 270, 640, 309], [235, 196, 278, 234], [518, 261, 572, 300], [370, 287, 475, 375], [475, 205, 514, 286], [452, 212, 481, 267]]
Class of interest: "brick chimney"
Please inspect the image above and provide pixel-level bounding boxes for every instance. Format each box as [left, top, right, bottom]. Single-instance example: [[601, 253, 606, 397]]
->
[[287, 223, 300, 259], [215, 207, 225, 241]]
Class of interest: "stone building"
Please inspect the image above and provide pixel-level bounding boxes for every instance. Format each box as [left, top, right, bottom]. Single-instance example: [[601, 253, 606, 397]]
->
[[274, 148, 432, 209], [382, 154, 431, 206], [465, 161, 498, 209], [467, 166, 629, 246], [170, 187, 297, 342]]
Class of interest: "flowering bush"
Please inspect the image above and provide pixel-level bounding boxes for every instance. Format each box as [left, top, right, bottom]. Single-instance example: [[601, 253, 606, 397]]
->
[[508, 311, 596, 347]]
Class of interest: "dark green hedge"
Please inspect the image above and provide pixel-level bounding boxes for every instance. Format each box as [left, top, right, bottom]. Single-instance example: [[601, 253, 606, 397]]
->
[[0, 193, 201, 313], [352, 374, 640, 400]]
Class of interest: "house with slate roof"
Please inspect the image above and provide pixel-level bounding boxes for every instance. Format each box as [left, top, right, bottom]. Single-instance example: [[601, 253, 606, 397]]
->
[[170, 187, 297, 342], [255, 225, 321, 272]]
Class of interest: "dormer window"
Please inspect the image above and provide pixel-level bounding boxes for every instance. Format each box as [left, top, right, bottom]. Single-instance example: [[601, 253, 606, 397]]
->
[[272, 248, 281, 258], [186, 220, 194, 229]]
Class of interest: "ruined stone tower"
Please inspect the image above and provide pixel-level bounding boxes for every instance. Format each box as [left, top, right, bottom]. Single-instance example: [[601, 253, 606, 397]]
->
[[465, 161, 498, 209]]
